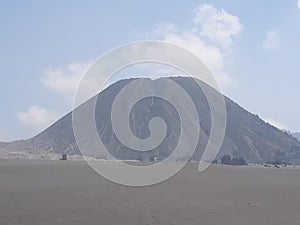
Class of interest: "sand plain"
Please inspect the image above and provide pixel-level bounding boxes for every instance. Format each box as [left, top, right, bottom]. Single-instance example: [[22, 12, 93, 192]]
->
[[0, 160, 300, 225]]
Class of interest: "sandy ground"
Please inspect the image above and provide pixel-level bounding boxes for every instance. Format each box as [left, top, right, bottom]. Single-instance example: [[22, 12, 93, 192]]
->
[[0, 160, 300, 225]]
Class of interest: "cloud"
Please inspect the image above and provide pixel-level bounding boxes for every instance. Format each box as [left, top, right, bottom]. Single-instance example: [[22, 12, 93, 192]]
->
[[265, 118, 288, 130], [147, 4, 242, 89], [17, 106, 60, 132], [41, 4, 242, 99], [263, 31, 280, 50], [23, 63, 98, 137], [40, 62, 91, 98], [194, 4, 242, 51], [40, 62, 109, 106], [298, 0, 300, 9], [164, 31, 238, 88]]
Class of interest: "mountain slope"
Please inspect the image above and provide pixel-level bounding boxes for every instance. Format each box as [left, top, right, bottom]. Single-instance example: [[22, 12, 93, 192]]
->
[[2, 77, 300, 163]]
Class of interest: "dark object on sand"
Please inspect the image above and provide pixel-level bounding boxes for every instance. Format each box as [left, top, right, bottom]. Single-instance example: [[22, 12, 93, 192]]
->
[[221, 155, 247, 166], [60, 154, 67, 160]]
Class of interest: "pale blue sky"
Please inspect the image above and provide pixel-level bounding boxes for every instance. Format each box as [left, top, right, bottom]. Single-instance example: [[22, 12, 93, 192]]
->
[[1, 0, 300, 141]]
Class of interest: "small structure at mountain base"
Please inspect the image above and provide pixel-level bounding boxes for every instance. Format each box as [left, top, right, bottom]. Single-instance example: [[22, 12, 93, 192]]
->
[[60, 154, 67, 160]]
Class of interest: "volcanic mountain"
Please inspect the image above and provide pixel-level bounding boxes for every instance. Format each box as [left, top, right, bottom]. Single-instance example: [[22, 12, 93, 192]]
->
[[2, 77, 300, 164]]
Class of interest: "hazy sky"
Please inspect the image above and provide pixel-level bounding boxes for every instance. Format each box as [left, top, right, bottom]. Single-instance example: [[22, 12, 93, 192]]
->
[[1, 0, 300, 141]]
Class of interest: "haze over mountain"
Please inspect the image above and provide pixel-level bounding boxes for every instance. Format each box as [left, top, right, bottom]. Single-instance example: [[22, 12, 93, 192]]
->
[[0, 142, 6, 148], [1, 77, 300, 164], [291, 132, 300, 141]]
